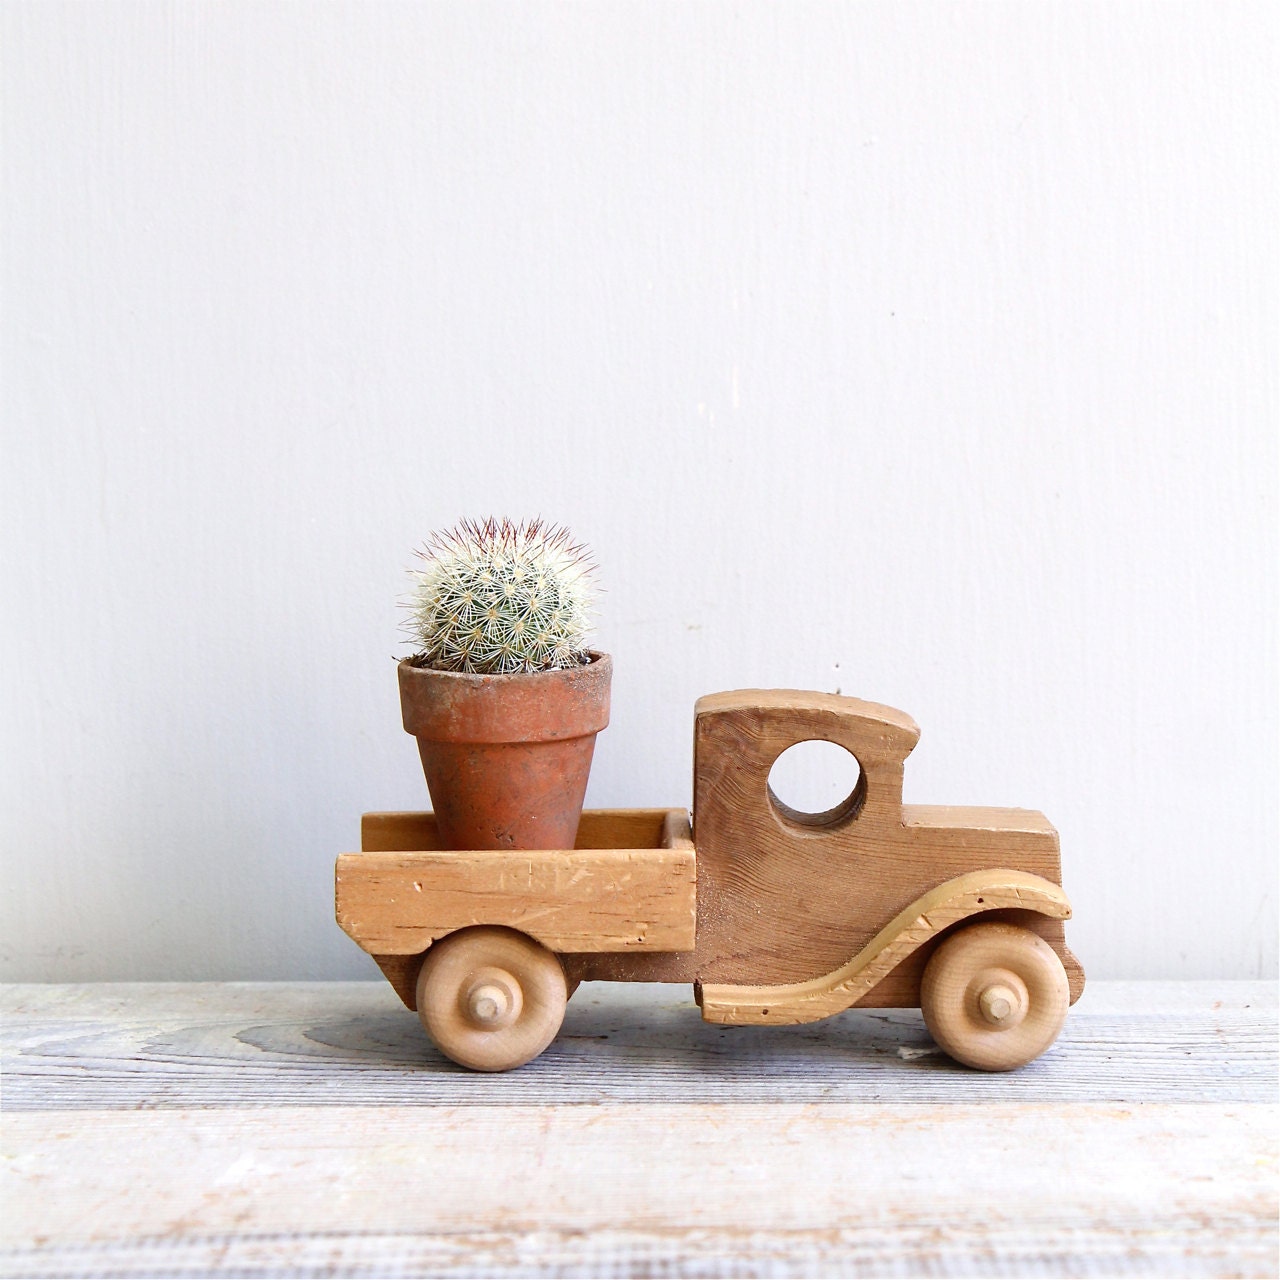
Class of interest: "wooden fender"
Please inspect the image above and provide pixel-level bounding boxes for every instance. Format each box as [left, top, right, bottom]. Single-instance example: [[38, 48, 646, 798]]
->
[[698, 869, 1072, 1026]]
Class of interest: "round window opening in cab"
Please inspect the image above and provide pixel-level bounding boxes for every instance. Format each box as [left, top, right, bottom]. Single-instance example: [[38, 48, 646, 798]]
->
[[766, 739, 866, 829]]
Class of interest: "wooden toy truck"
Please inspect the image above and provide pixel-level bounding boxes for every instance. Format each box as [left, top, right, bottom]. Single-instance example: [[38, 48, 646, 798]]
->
[[336, 691, 1084, 1072]]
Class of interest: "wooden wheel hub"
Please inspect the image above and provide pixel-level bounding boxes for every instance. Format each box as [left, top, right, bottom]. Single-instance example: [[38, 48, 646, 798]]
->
[[974, 970, 1028, 1028], [463, 969, 522, 1028], [921, 921, 1070, 1071], [416, 926, 568, 1072]]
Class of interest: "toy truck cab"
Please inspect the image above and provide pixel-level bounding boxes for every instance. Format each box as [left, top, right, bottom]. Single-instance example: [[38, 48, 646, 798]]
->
[[684, 692, 1083, 1037], [337, 690, 1083, 1072]]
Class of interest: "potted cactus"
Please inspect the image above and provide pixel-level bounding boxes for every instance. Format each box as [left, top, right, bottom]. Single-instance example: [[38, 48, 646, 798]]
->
[[400, 518, 611, 851]]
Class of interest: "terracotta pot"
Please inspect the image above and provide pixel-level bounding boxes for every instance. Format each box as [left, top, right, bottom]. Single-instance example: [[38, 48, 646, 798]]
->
[[398, 652, 612, 851]]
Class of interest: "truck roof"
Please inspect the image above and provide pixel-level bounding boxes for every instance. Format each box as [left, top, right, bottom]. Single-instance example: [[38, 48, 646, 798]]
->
[[694, 689, 922, 756]]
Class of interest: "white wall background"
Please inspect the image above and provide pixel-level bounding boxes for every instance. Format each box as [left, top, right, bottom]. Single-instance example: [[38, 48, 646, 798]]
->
[[3, 1, 1275, 984]]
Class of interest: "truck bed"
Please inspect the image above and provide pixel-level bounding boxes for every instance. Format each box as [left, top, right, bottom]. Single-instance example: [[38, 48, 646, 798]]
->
[[336, 808, 696, 961]]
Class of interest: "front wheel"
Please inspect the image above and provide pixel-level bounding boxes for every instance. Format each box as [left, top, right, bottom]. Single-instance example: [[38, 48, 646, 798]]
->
[[416, 926, 567, 1072], [921, 922, 1069, 1071]]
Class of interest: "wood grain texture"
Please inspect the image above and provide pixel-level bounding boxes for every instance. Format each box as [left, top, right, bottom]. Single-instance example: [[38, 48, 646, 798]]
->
[[337, 808, 696, 960], [699, 869, 1070, 1025], [579, 692, 1083, 1007], [2, 982, 1273, 1110], [688, 692, 1079, 990], [2, 980, 1275, 1277], [3, 1093, 1275, 1278]]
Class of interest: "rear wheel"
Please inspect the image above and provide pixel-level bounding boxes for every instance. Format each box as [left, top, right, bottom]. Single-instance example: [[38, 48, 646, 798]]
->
[[921, 922, 1069, 1071], [416, 926, 567, 1072]]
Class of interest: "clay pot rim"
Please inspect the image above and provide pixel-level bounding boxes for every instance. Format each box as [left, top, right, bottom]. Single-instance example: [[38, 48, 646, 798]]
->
[[399, 651, 612, 744]]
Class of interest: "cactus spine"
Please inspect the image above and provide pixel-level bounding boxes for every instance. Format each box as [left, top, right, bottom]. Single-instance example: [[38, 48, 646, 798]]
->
[[407, 518, 596, 675]]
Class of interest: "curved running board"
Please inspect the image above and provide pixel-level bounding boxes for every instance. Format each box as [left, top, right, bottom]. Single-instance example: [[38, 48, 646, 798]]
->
[[699, 869, 1072, 1026]]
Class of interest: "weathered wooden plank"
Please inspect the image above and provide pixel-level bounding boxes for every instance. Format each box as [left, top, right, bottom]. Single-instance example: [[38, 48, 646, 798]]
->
[[1, 1228, 1274, 1280], [2, 982, 1275, 1111], [3, 1101, 1275, 1279]]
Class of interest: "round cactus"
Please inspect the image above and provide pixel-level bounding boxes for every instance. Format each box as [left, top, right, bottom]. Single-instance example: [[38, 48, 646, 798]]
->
[[406, 518, 597, 675]]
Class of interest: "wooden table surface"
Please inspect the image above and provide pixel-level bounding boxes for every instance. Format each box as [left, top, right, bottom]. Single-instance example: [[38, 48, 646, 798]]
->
[[2, 979, 1276, 1278]]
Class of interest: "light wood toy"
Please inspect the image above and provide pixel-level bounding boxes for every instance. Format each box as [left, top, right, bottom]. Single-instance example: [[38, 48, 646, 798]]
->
[[336, 691, 1084, 1072]]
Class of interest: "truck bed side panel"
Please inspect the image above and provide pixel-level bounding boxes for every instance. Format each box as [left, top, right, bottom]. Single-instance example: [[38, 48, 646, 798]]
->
[[336, 845, 697, 956]]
